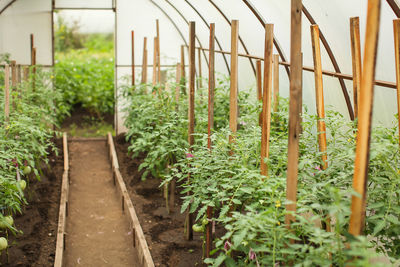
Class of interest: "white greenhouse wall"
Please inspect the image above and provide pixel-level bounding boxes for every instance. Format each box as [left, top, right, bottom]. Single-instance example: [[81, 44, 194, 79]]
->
[[0, 0, 53, 65]]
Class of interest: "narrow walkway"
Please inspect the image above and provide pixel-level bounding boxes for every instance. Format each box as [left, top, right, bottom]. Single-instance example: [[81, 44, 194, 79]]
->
[[65, 140, 138, 266]]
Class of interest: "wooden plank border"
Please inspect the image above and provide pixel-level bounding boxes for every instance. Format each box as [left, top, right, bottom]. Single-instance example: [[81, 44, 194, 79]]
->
[[54, 133, 70, 267], [107, 133, 155, 267]]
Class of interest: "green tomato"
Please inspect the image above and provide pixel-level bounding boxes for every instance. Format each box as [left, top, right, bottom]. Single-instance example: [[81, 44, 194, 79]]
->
[[0, 216, 13, 229], [0, 237, 8, 250], [201, 218, 208, 226], [23, 166, 32, 175], [19, 180, 26, 190], [192, 224, 204, 233]]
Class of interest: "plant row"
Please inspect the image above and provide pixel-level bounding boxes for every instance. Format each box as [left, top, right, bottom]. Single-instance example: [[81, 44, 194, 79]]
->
[[122, 75, 400, 266]]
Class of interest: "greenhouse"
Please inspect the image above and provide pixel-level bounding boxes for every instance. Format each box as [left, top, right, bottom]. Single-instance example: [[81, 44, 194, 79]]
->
[[0, 0, 399, 266]]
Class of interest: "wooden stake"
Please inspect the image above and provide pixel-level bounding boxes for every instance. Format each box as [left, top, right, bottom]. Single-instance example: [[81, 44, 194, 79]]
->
[[32, 47, 36, 91], [229, 20, 239, 144], [273, 54, 280, 113], [206, 22, 215, 259], [11, 61, 16, 88], [393, 19, 400, 146], [175, 63, 182, 105], [198, 48, 203, 90], [350, 17, 362, 119], [152, 37, 157, 86], [311, 25, 328, 170], [17, 64, 21, 84], [156, 19, 161, 83], [30, 34, 34, 65], [256, 60, 263, 126], [349, 0, 381, 236], [23, 67, 29, 82], [285, 0, 303, 227], [186, 21, 196, 241], [141, 37, 148, 84], [4, 64, 10, 123], [131, 30, 135, 86], [260, 24, 274, 177], [181, 45, 186, 91]]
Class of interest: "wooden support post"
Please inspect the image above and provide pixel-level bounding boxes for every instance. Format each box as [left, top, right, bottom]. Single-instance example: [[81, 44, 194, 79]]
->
[[175, 63, 182, 104], [198, 48, 203, 90], [17, 64, 21, 84], [30, 34, 34, 65], [393, 19, 400, 146], [350, 17, 362, 119], [273, 54, 280, 113], [4, 64, 10, 123], [156, 19, 161, 83], [311, 25, 328, 170], [186, 21, 196, 241], [229, 20, 239, 144], [181, 45, 186, 91], [152, 37, 157, 86], [23, 67, 29, 82], [256, 60, 263, 126], [131, 30, 135, 86], [11, 61, 16, 110], [349, 0, 381, 236], [206, 22, 215, 259], [32, 47, 36, 91], [141, 37, 148, 84], [260, 24, 274, 177], [285, 0, 303, 227]]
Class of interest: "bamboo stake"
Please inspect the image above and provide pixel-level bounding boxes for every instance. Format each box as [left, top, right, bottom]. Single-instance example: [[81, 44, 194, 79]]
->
[[152, 37, 157, 86], [229, 20, 239, 144], [206, 22, 215, 259], [260, 24, 274, 177], [131, 30, 135, 86], [273, 54, 280, 113], [349, 0, 381, 236], [141, 37, 148, 84], [4, 64, 10, 123], [311, 25, 328, 170], [185, 21, 196, 241], [156, 19, 161, 83], [285, 0, 303, 227], [394, 19, 400, 146], [350, 17, 362, 119]]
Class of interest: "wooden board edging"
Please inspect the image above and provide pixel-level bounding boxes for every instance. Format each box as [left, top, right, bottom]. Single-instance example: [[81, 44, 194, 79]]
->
[[107, 132, 155, 267], [54, 133, 70, 267]]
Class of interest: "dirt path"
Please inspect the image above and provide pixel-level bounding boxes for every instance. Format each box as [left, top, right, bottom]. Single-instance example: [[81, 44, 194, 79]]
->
[[65, 140, 138, 266]]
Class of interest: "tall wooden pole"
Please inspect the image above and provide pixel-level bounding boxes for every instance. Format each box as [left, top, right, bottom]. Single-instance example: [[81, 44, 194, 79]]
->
[[141, 37, 148, 84], [32, 47, 36, 91], [131, 30, 135, 86], [285, 0, 303, 227], [273, 54, 280, 113], [186, 21, 196, 241], [181, 45, 186, 91], [260, 24, 274, 177], [152, 37, 157, 86], [206, 22, 215, 259], [349, 0, 381, 236], [350, 17, 362, 119], [156, 19, 161, 83], [175, 63, 182, 105], [4, 64, 10, 123], [393, 19, 400, 146], [229, 20, 239, 144], [311, 25, 328, 170]]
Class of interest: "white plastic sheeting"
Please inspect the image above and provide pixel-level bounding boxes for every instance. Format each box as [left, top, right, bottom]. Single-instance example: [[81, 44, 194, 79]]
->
[[0, 0, 398, 133], [0, 0, 52, 65]]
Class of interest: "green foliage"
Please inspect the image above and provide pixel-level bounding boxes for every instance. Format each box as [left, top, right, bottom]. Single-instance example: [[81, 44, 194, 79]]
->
[[0, 67, 59, 229], [123, 72, 400, 265]]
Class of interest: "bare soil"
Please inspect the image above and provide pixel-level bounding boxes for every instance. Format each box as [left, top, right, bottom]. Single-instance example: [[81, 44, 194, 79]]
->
[[114, 134, 204, 267], [64, 140, 138, 266], [2, 138, 64, 266]]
